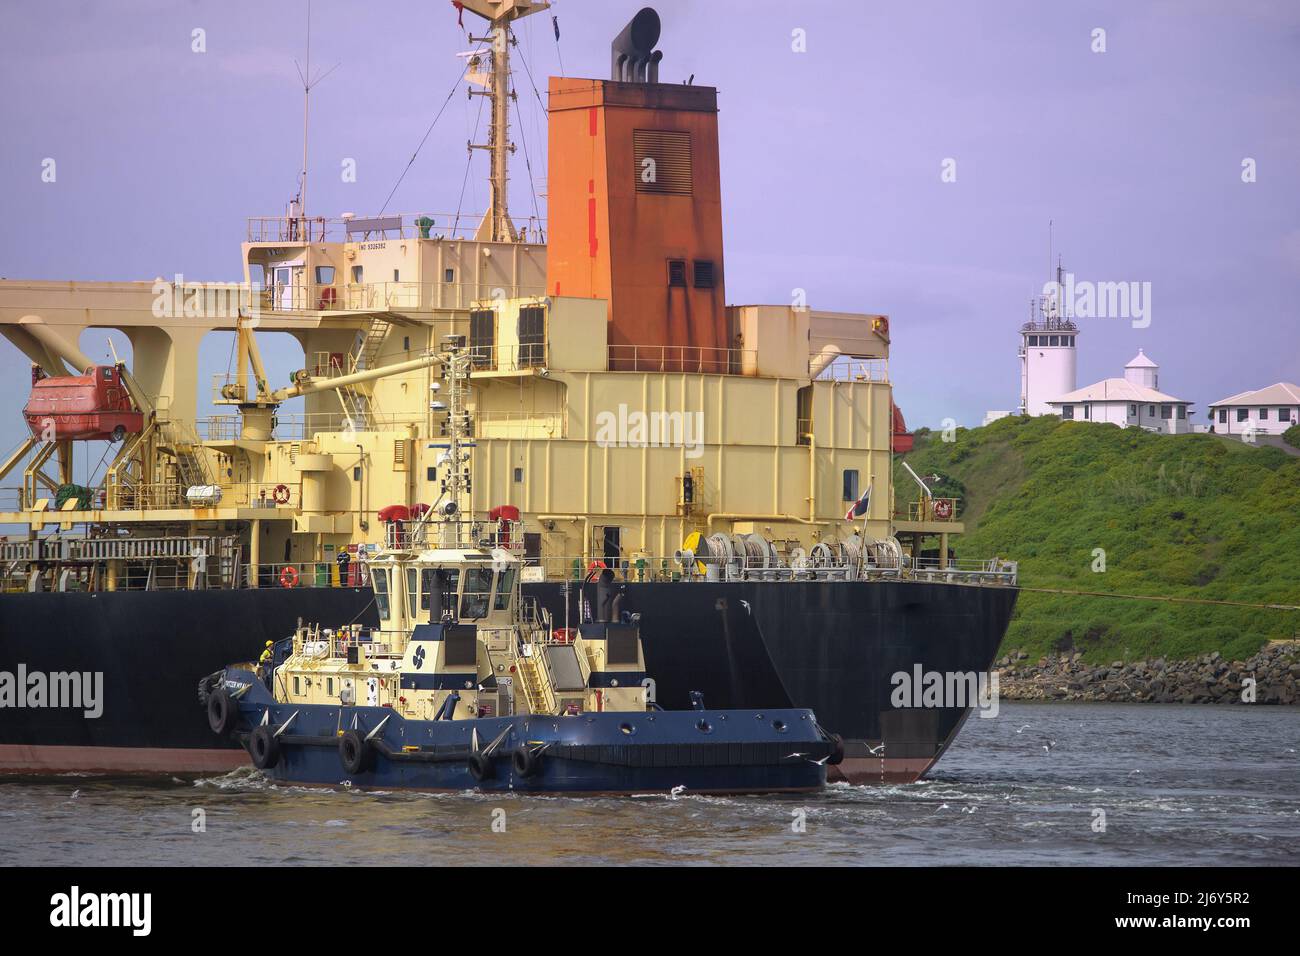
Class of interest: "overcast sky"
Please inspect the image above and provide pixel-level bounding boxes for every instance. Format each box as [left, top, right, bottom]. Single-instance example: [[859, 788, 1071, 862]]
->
[[1, 0, 1297, 453]]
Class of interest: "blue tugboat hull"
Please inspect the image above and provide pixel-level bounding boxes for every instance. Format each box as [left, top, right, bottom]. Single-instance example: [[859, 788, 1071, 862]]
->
[[223, 670, 830, 794]]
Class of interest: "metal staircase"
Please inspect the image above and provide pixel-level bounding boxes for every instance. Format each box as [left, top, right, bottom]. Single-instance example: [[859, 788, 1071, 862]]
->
[[159, 420, 214, 492], [357, 315, 392, 371], [516, 647, 557, 715], [336, 314, 393, 431]]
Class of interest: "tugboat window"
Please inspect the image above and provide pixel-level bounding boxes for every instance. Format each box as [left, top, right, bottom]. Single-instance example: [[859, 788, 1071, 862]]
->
[[373, 569, 391, 620], [460, 567, 493, 619], [438, 568, 459, 619], [494, 566, 516, 610], [406, 568, 420, 619]]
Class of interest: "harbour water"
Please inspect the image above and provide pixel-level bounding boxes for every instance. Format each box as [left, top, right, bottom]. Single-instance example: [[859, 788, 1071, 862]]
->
[[1, 703, 1296, 866]]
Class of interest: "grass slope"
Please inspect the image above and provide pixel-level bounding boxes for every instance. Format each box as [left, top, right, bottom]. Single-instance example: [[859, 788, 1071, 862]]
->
[[893, 416, 1300, 662]]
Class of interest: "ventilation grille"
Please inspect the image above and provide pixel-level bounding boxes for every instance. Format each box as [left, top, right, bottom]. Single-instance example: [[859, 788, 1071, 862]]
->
[[634, 129, 692, 195]]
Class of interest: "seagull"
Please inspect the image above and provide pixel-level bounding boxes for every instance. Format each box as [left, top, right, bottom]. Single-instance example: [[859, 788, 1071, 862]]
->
[[739, 600, 751, 615], [805, 754, 831, 765], [1128, 769, 1142, 776], [961, 806, 977, 814], [934, 802, 949, 812], [1041, 738, 1057, 754], [786, 752, 807, 760], [67, 789, 80, 803], [866, 743, 886, 755], [669, 784, 687, 799], [1015, 724, 1031, 734]]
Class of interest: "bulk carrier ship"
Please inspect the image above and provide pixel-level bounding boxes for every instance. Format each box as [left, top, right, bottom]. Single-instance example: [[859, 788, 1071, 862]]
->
[[0, 2, 1017, 784]]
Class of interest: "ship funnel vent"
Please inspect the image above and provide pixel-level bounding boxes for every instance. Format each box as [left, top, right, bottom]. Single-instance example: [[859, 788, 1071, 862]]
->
[[611, 7, 663, 83]]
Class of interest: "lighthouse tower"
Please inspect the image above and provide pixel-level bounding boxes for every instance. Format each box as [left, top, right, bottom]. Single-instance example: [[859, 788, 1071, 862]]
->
[[1018, 263, 1079, 415]]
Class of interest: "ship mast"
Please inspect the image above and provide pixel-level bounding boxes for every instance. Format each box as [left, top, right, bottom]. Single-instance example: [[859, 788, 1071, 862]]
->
[[458, 0, 549, 243]]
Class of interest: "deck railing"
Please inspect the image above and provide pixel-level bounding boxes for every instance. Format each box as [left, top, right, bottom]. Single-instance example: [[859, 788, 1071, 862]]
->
[[607, 344, 757, 375]]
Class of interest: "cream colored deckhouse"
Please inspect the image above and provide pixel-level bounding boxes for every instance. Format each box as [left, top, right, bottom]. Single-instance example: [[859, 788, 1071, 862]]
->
[[0, 1, 961, 590]]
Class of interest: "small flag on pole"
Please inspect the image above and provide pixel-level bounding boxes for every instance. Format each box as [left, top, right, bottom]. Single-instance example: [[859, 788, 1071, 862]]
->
[[845, 483, 872, 521]]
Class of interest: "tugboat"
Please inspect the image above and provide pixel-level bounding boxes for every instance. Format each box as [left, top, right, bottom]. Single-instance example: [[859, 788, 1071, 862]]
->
[[199, 337, 839, 794]]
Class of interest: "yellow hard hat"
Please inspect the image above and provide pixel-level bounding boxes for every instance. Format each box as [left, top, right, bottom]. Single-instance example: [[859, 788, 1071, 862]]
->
[[265, 641, 274, 646]]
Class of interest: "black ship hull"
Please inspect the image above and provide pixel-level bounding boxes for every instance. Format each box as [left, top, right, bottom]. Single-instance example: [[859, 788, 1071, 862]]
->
[[0, 580, 1016, 783]]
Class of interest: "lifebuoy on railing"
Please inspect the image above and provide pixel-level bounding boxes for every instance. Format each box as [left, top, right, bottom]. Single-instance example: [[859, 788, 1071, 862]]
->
[[932, 499, 953, 520], [273, 483, 291, 505], [279, 565, 300, 588], [553, 627, 577, 644]]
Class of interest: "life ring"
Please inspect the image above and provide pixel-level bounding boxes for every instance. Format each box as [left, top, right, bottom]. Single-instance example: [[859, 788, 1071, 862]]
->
[[553, 627, 577, 645], [273, 483, 291, 505], [512, 745, 541, 778], [585, 559, 607, 580], [248, 725, 280, 769], [279, 565, 300, 588], [932, 499, 953, 520], [338, 729, 372, 775]]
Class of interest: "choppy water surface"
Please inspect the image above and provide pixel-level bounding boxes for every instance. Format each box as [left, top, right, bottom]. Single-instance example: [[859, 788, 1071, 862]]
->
[[1, 703, 1297, 866]]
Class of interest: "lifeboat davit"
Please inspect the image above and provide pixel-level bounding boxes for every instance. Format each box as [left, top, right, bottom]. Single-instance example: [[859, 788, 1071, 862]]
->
[[23, 365, 144, 442]]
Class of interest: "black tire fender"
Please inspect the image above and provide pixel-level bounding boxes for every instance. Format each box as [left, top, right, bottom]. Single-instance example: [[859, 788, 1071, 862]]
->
[[339, 729, 371, 776], [467, 751, 494, 782], [512, 745, 541, 778], [248, 725, 280, 770], [206, 687, 238, 737], [827, 733, 845, 766]]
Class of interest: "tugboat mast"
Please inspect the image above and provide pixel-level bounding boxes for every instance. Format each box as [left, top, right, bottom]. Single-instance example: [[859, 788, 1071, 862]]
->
[[459, 0, 549, 243]]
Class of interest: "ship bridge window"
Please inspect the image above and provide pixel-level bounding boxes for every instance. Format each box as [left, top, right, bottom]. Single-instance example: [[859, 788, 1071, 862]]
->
[[408, 567, 454, 620], [470, 309, 495, 369], [460, 567, 494, 619], [494, 566, 516, 611], [315, 266, 335, 284], [373, 569, 391, 621], [517, 306, 545, 368]]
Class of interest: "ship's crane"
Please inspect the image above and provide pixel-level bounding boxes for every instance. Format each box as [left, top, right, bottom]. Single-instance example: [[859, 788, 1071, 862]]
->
[[216, 310, 442, 442]]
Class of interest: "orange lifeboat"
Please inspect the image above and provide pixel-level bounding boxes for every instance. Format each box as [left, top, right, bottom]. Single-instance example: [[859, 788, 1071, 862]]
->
[[891, 403, 914, 454], [23, 365, 143, 442]]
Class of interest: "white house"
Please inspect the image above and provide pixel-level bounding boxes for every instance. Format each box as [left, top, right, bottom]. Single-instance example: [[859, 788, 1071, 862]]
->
[[1046, 350, 1193, 434], [1206, 383, 1300, 436]]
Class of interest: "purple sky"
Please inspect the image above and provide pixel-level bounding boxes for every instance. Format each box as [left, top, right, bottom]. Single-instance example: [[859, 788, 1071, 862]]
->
[[2, 0, 1298, 452]]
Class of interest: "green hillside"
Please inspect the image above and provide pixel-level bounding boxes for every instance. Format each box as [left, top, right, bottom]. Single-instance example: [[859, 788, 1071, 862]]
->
[[893, 415, 1300, 662]]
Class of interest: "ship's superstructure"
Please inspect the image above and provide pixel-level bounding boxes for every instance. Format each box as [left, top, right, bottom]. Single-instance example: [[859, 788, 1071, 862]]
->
[[0, 5, 1016, 786], [0, 5, 964, 592]]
